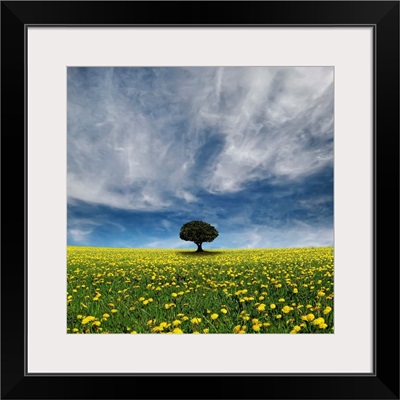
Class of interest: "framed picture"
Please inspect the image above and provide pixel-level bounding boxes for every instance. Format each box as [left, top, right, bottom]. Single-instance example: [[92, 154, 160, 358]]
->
[[2, 1, 399, 399]]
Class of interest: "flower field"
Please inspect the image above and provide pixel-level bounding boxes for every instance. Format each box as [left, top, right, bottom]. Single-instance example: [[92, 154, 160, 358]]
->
[[67, 246, 334, 334]]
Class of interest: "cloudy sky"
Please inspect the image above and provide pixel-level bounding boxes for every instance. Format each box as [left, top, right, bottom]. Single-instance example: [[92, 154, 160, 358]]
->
[[67, 67, 333, 249]]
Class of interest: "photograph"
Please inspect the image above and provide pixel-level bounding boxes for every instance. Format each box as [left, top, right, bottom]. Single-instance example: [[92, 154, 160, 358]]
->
[[67, 66, 334, 334]]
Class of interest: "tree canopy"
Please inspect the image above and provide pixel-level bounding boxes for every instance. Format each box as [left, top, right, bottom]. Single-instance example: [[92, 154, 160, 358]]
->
[[179, 220, 219, 252]]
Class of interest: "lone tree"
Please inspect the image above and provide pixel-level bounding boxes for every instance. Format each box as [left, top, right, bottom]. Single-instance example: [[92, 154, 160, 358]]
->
[[179, 220, 219, 252]]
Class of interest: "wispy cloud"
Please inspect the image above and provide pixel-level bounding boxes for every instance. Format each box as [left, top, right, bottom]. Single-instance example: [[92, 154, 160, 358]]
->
[[68, 67, 333, 208]]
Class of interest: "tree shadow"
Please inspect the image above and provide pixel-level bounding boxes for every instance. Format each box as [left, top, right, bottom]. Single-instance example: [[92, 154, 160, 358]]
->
[[175, 250, 223, 257]]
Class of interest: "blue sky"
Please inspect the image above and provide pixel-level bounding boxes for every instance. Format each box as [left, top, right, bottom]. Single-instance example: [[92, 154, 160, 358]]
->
[[67, 67, 333, 249]]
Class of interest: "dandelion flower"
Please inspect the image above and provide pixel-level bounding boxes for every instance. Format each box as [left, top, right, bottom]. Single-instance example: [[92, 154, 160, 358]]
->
[[172, 328, 183, 334], [211, 313, 219, 320], [323, 306, 332, 314], [270, 304, 276, 309], [111, 309, 118, 313], [306, 313, 315, 321], [293, 325, 301, 332], [220, 308, 228, 314], [257, 304, 266, 311], [81, 316, 96, 325], [312, 317, 325, 326], [191, 317, 202, 324]]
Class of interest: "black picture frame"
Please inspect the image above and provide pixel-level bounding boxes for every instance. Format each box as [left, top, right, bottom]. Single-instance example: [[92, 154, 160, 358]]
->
[[2, 1, 399, 399]]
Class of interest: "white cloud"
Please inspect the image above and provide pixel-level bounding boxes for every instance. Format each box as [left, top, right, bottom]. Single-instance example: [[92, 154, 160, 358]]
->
[[225, 223, 333, 249], [68, 67, 333, 210], [68, 228, 92, 243]]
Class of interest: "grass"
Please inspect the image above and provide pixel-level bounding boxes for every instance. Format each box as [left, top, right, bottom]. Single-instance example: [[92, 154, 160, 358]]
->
[[67, 246, 334, 334]]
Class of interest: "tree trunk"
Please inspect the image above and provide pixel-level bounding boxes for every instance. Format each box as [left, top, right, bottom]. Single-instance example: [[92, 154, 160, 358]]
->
[[196, 243, 203, 252]]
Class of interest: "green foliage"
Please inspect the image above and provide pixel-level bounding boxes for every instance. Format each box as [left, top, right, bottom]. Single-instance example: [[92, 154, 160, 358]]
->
[[179, 221, 219, 250]]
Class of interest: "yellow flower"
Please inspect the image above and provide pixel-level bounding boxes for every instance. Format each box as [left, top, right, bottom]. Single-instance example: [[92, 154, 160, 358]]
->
[[312, 317, 325, 326], [172, 328, 183, 334], [293, 325, 301, 332], [172, 320, 181, 326], [290, 329, 297, 334], [293, 288, 298, 293], [317, 291, 325, 297], [139, 297, 145, 301], [111, 309, 118, 313], [233, 325, 242, 333], [72, 328, 79, 332], [203, 328, 209, 333], [270, 304, 276, 309], [103, 313, 110, 318], [263, 322, 271, 327], [323, 306, 332, 314], [191, 317, 202, 324], [165, 303, 176, 309], [81, 316, 96, 325], [252, 324, 261, 332], [172, 293, 178, 297], [220, 308, 228, 314], [130, 331, 138, 334], [276, 314, 282, 319], [77, 315, 83, 319], [306, 313, 315, 321], [319, 323, 328, 329], [211, 313, 219, 320], [92, 321, 101, 327], [257, 304, 266, 311], [193, 331, 200, 334], [282, 305, 293, 314], [143, 300, 149, 305], [278, 298, 285, 302]]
